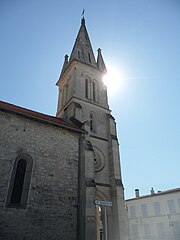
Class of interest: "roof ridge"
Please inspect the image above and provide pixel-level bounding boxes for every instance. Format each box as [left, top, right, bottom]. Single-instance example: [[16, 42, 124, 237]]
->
[[0, 100, 85, 133]]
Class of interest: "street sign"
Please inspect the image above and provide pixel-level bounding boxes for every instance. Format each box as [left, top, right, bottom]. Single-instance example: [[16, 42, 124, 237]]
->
[[94, 200, 112, 207]]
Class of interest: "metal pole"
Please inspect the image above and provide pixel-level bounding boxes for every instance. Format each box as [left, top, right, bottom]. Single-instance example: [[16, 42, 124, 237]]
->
[[104, 206, 108, 240]]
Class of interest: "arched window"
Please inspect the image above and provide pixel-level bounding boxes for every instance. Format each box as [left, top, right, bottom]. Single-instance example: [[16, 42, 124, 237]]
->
[[6, 153, 33, 208], [92, 81, 96, 101], [10, 159, 27, 204], [88, 53, 91, 63], [85, 78, 89, 99]]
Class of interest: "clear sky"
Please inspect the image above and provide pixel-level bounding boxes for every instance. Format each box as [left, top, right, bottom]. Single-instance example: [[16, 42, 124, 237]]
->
[[0, 0, 180, 199]]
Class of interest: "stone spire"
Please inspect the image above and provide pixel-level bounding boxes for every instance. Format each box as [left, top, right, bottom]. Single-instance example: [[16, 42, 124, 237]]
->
[[59, 54, 69, 79], [97, 48, 107, 73], [69, 17, 97, 68]]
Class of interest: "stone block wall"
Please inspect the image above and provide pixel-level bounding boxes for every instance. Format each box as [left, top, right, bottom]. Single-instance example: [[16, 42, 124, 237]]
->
[[0, 110, 80, 240]]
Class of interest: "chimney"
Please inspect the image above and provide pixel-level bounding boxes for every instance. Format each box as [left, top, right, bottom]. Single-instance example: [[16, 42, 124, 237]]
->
[[150, 187, 155, 195], [135, 189, 140, 198]]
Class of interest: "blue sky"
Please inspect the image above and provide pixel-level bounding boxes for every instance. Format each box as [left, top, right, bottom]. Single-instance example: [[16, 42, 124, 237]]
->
[[0, 0, 180, 199]]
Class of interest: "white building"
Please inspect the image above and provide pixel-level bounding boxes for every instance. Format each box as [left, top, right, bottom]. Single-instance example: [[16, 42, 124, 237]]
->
[[126, 188, 180, 240]]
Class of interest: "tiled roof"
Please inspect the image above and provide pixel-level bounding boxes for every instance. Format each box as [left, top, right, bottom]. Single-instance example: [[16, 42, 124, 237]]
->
[[0, 100, 85, 133], [126, 188, 180, 201]]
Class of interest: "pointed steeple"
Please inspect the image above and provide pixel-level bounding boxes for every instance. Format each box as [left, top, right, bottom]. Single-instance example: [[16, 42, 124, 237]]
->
[[97, 48, 107, 73], [59, 55, 69, 79], [69, 18, 97, 68]]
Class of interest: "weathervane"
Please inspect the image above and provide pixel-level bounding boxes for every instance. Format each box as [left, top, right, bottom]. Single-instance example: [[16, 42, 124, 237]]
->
[[82, 9, 85, 18]]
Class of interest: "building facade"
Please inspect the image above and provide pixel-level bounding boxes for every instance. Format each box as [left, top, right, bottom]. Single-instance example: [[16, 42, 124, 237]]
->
[[0, 18, 128, 240], [126, 188, 180, 240], [0, 101, 84, 240]]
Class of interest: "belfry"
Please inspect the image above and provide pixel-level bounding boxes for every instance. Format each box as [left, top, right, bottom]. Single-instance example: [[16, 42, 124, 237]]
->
[[56, 17, 128, 240]]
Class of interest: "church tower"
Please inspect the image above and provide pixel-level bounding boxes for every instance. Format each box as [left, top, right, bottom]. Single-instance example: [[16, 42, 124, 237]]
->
[[56, 18, 128, 240]]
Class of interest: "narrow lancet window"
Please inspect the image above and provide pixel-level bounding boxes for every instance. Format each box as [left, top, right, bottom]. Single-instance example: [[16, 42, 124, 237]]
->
[[88, 53, 91, 63], [85, 79, 89, 98], [10, 159, 26, 204], [7, 153, 33, 208]]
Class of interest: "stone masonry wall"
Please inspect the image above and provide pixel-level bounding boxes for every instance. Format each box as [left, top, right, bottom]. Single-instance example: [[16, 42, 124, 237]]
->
[[0, 110, 80, 240]]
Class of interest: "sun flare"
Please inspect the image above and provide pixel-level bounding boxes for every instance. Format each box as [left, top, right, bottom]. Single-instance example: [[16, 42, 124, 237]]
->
[[103, 65, 123, 94]]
